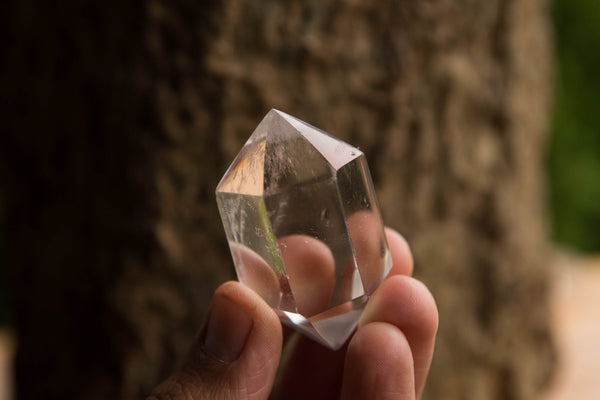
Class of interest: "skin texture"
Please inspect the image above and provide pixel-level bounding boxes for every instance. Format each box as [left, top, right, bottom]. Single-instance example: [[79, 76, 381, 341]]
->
[[148, 228, 438, 400]]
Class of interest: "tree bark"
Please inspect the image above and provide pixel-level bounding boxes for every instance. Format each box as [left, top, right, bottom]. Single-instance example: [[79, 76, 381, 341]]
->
[[1, 0, 554, 399]]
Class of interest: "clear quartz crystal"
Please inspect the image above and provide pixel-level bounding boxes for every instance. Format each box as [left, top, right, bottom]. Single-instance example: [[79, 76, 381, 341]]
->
[[216, 109, 392, 350]]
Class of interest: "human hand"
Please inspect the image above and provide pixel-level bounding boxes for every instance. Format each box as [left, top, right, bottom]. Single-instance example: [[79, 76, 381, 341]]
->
[[148, 228, 438, 400]]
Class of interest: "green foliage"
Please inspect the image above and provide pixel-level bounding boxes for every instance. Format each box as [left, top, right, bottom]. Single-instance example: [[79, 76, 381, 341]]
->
[[549, 0, 600, 252]]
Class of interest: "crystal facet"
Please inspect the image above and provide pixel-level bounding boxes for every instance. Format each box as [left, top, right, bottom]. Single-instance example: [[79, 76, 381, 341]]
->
[[216, 109, 392, 350]]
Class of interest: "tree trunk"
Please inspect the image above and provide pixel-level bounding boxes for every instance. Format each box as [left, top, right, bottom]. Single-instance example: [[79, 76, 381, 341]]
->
[[1, 1, 554, 399]]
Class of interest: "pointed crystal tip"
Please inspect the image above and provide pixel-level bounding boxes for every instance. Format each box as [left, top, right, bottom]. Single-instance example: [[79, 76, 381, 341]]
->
[[216, 109, 392, 349]]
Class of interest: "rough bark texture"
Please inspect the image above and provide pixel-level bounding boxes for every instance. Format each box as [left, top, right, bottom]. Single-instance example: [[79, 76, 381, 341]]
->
[[1, 0, 554, 399]]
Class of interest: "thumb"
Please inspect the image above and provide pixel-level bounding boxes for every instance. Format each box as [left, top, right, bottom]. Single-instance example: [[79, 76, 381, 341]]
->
[[148, 281, 283, 400]]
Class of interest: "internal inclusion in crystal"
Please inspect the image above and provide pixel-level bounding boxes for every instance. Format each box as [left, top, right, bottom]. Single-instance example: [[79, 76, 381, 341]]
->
[[216, 109, 392, 350]]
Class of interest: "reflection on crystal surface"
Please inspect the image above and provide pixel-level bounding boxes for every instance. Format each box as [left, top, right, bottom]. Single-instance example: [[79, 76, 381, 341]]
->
[[216, 109, 392, 350]]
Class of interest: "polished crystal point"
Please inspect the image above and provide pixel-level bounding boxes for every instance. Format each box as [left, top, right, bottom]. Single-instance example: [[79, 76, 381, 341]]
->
[[216, 109, 392, 350]]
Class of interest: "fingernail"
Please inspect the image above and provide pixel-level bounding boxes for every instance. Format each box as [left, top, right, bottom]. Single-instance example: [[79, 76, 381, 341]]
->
[[201, 293, 253, 363]]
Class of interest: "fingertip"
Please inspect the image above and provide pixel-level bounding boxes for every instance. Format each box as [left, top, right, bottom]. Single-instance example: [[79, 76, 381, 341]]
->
[[342, 322, 415, 400], [360, 275, 438, 399], [213, 281, 283, 361], [279, 235, 335, 317], [362, 275, 438, 342], [384, 227, 414, 277], [348, 322, 413, 372], [200, 291, 254, 364], [175, 282, 282, 400]]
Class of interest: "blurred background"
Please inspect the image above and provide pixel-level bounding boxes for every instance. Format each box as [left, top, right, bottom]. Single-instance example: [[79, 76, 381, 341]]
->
[[0, 0, 599, 399], [544, 1, 600, 398], [550, 0, 600, 253]]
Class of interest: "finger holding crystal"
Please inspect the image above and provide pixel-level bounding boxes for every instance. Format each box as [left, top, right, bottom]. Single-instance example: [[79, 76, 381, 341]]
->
[[278, 235, 335, 318], [216, 109, 392, 349]]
